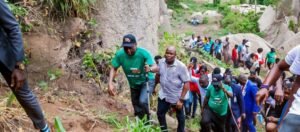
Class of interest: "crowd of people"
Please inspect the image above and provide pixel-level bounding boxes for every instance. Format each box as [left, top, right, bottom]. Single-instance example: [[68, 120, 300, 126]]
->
[[188, 34, 278, 76], [2, 0, 300, 131], [108, 33, 300, 132]]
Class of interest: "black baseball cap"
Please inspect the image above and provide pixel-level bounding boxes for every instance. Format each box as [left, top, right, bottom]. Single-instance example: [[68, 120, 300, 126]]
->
[[211, 74, 223, 85], [122, 34, 137, 47]]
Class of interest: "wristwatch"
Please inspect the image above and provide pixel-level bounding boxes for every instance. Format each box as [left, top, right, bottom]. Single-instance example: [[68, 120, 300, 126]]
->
[[149, 67, 153, 72], [15, 63, 25, 70]]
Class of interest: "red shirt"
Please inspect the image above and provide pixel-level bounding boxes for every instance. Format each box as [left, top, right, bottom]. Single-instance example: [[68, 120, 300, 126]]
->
[[189, 68, 200, 94], [232, 48, 238, 60]]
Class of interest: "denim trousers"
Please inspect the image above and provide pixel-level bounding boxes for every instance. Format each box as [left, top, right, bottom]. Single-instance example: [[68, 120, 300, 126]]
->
[[0, 62, 46, 129], [130, 79, 155, 120]]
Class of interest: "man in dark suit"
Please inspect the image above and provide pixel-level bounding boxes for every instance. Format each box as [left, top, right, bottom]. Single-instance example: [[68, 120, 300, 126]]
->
[[0, 1, 50, 131]]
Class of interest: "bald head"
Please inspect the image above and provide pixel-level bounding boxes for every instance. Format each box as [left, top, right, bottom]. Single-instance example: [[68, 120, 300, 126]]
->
[[166, 46, 176, 54], [165, 46, 177, 64], [238, 74, 247, 85], [199, 74, 209, 88], [200, 74, 209, 82]]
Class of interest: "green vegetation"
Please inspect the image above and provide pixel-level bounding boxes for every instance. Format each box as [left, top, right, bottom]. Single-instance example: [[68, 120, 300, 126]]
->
[[6, 0, 33, 32], [48, 68, 63, 81], [186, 117, 201, 131], [54, 116, 66, 132], [43, 0, 96, 19], [221, 11, 262, 36], [257, 0, 280, 5], [99, 114, 160, 132], [288, 20, 296, 32], [82, 49, 115, 79], [6, 92, 16, 107], [159, 32, 190, 63], [38, 80, 49, 91]]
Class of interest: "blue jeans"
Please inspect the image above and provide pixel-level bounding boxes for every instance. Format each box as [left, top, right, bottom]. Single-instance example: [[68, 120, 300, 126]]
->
[[0, 62, 46, 129], [130, 79, 155, 119], [157, 98, 185, 132], [279, 114, 300, 132], [183, 91, 192, 116], [190, 91, 199, 117]]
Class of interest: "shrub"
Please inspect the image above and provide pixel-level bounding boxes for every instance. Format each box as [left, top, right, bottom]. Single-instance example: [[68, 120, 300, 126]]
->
[[221, 12, 260, 35], [288, 20, 296, 32], [6, 0, 32, 32], [43, 0, 96, 19]]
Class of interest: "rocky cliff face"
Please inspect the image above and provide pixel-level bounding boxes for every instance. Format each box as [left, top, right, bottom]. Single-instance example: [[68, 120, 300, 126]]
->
[[95, 0, 160, 55]]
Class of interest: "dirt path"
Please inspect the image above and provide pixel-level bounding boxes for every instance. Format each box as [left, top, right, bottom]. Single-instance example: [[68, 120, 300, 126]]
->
[[0, 76, 134, 132]]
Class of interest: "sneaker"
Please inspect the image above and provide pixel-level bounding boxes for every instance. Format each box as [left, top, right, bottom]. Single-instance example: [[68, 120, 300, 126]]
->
[[40, 124, 50, 132]]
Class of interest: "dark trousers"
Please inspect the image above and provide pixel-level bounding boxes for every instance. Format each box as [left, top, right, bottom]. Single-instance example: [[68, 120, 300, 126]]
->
[[184, 99, 191, 117], [0, 62, 46, 129], [232, 59, 238, 68], [256, 67, 261, 76], [191, 92, 199, 117], [130, 79, 155, 120], [226, 112, 240, 132], [200, 107, 227, 132], [157, 98, 185, 132], [216, 53, 222, 60]]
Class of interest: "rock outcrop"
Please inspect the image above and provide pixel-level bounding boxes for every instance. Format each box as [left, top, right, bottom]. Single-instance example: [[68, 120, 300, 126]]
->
[[95, 0, 160, 55], [220, 33, 272, 55], [279, 32, 300, 53]]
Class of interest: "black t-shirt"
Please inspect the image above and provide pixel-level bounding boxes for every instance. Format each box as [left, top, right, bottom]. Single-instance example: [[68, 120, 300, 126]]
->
[[266, 91, 287, 118]]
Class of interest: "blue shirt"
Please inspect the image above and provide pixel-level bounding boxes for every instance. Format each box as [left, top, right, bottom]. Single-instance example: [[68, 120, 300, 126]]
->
[[203, 43, 211, 52], [242, 80, 259, 114], [0, 0, 25, 70], [214, 43, 222, 53]]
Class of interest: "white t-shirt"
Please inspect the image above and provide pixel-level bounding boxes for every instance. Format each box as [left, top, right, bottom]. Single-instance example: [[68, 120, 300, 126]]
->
[[285, 45, 300, 115]]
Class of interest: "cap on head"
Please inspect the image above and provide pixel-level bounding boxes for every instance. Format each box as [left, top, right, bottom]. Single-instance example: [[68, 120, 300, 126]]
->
[[122, 34, 137, 47], [211, 74, 223, 85]]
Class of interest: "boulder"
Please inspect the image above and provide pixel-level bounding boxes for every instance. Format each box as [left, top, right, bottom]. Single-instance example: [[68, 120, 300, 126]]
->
[[258, 6, 276, 32], [220, 33, 272, 56], [95, 0, 159, 55], [203, 10, 223, 24], [264, 22, 295, 48], [292, 0, 300, 16], [279, 32, 300, 53], [159, 0, 172, 33], [189, 12, 203, 24]]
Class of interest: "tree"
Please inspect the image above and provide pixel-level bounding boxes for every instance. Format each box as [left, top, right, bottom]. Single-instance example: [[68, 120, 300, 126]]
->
[[213, 0, 221, 6]]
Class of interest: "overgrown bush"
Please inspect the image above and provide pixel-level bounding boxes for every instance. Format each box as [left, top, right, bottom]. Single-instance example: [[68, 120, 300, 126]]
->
[[221, 11, 261, 35], [288, 20, 296, 32], [43, 0, 96, 19]]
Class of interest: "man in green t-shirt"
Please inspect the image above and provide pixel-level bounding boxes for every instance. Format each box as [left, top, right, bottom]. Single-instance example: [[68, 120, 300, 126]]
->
[[265, 48, 277, 70], [108, 34, 158, 120], [200, 73, 233, 132]]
